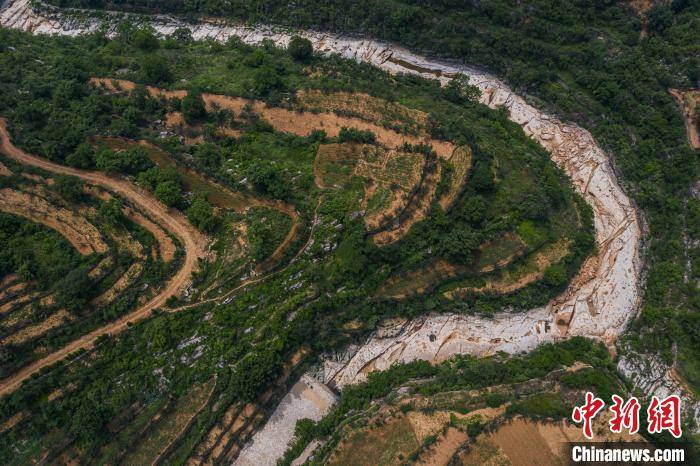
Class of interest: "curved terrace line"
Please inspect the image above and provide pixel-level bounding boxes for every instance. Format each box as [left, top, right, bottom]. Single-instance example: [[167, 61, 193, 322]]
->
[[0, 0, 642, 396]]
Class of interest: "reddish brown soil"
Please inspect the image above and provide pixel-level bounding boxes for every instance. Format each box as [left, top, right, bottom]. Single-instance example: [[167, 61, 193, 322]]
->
[[91, 78, 456, 158], [0, 188, 108, 255], [124, 207, 177, 262], [0, 118, 208, 397], [670, 88, 700, 149]]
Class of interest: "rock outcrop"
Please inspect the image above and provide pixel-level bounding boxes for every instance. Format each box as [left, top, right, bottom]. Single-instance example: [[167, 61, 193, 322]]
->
[[235, 375, 337, 466], [618, 352, 700, 428]]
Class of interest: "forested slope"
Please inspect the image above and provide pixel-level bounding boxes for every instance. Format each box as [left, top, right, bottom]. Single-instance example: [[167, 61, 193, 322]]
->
[[0, 25, 597, 463], [45, 0, 700, 393]]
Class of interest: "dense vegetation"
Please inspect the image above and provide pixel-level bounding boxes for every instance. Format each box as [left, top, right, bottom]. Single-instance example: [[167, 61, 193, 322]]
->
[[246, 206, 293, 263], [0, 156, 178, 377], [279, 337, 628, 465], [284, 336, 699, 464], [0, 213, 86, 290], [45, 0, 700, 394], [0, 23, 595, 463]]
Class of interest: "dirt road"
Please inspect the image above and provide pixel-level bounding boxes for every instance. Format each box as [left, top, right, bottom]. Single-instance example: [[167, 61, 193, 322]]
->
[[669, 88, 700, 149], [0, 118, 208, 397]]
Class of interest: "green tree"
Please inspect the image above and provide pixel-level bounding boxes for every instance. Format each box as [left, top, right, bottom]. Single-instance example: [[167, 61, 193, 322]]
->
[[194, 142, 223, 169], [95, 147, 153, 175], [441, 75, 481, 104], [438, 224, 480, 263], [334, 221, 372, 282], [186, 195, 217, 232], [469, 158, 494, 193], [243, 49, 267, 67], [288, 36, 313, 61], [70, 397, 109, 443], [338, 127, 376, 144], [648, 5, 673, 34], [99, 198, 125, 226], [137, 165, 180, 190], [170, 27, 193, 44], [544, 263, 567, 287], [53, 174, 84, 202], [246, 160, 289, 199], [252, 65, 285, 97], [140, 54, 172, 84], [55, 266, 93, 313], [132, 27, 159, 51], [229, 350, 282, 401], [0, 213, 81, 288], [94, 148, 117, 172], [182, 91, 207, 123], [65, 142, 95, 168], [154, 180, 182, 207]]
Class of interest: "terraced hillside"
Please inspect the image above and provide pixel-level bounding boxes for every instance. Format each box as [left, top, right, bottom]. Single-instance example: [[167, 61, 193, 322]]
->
[[279, 338, 651, 466], [29, 0, 698, 434], [5, 0, 699, 461], [0, 20, 596, 465], [0, 140, 188, 386]]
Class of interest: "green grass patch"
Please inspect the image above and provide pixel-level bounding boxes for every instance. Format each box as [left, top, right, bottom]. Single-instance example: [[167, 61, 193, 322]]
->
[[246, 206, 293, 263]]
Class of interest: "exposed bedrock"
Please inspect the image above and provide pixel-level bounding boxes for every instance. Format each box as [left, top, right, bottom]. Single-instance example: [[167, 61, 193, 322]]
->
[[618, 352, 700, 427]]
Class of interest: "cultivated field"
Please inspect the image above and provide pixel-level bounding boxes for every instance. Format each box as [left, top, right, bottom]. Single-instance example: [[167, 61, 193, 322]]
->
[[439, 145, 473, 211], [0, 119, 206, 395], [90, 78, 457, 158]]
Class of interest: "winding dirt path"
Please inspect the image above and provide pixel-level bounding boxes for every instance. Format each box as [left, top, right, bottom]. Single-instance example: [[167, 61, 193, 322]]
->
[[0, 187, 109, 255], [171, 196, 323, 312], [0, 119, 208, 397]]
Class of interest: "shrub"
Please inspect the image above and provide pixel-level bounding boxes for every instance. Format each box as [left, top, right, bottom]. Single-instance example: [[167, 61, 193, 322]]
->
[[182, 91, 207, 123], [288, 36, 313, 61], [65, 142, 95, 168]]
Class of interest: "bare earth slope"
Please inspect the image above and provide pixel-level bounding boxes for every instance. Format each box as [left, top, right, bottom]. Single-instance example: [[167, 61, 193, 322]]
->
[[0, 119, 208, 397]]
